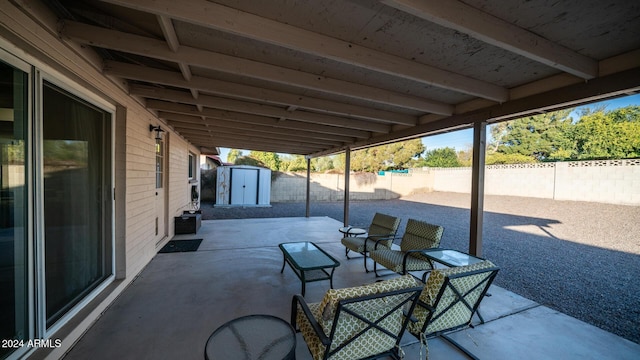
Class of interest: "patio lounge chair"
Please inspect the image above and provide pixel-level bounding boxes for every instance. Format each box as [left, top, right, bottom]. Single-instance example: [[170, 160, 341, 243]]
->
[[369, 219, 444, 277], [291, 275, 423, 360], [340, 212, 401, 272], [408, 260, 499, 359]]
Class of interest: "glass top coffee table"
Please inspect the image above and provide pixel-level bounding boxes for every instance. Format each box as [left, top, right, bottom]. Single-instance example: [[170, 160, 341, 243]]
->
[[279, 241, 340, 296], [420, 248, 484, 267]]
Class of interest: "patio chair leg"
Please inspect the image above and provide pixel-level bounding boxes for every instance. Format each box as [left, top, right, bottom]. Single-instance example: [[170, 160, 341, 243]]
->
[[364, 254, 370, 273], [374, 262, 382, 277]]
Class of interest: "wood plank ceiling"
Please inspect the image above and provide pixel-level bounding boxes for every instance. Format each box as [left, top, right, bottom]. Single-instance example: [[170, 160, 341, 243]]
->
[[46, 0, 640, 156]]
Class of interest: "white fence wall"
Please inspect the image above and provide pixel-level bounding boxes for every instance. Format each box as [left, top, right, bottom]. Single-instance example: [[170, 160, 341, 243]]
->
[[428, 159, 640, 205], [270, 159, 640, 205], [271, 170, 433, 202], [553, 160, 640, 204]]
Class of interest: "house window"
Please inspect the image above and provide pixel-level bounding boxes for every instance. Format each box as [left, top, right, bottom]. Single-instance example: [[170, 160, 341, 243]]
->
[[155, 138, 164, 188], [188, 152, 195, 179]]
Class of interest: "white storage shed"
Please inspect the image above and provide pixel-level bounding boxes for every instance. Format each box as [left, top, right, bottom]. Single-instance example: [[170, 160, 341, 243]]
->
[[216, 165, 271, 206]]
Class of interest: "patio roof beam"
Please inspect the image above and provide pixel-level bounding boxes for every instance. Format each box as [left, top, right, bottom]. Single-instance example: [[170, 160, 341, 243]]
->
[[184, 134, 324, 154], [147, 100, 371, 139], [158, 111, 353, 146], [63, 21, 450, 117], [309, 66, 640, 157], [156, 15, 201, 102], [147, 99, 373, 139], [173, 128, 343, 148], [100, 0, 509, 102], [381, 0, 598, 80], [162, 113, 355, 144], [105, 61, 402, 129], [171, 127, 339, 147], [130, 85, 393, 133], [164, 117, 355, 144]]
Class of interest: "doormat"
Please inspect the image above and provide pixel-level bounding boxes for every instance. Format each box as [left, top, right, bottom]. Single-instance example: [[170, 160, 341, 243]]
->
[[159, 239, 203, 253]]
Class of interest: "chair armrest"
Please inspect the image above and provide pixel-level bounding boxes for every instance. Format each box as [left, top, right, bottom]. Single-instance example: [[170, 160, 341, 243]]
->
[[291, 295, 330, 346], [402, 249, 434, 274], [421, 270, 432, 283], [366, 234, 401, 250]]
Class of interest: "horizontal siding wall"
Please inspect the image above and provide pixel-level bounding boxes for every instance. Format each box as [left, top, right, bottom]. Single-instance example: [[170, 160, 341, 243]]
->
[[0, 3, 200, 359], [168, 134, 198, 230]]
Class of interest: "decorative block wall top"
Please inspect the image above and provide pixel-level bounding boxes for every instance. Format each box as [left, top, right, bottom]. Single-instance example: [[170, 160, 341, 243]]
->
[[567, 159, 640, 167]]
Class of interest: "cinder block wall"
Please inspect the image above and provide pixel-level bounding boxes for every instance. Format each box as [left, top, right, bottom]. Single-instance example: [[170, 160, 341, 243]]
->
[[430, 159, 640, 205], [553, 160, 640, 204], [271, 170, 434, 202], [270, 160, 640, 205]]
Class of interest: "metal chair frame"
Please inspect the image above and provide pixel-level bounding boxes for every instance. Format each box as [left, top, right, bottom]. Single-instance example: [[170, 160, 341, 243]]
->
[[292, 286, 423, 360], [413, 266, 500, 359]]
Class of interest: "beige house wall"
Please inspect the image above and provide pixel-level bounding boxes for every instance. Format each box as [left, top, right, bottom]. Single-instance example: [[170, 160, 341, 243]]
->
[[0, 3, 201, 359]]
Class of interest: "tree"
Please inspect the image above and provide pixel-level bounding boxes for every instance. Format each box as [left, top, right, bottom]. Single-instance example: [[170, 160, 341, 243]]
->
[[280, 155, 308, 172], [571, 106, 640, 159], [456, 147, 473, 167], [348, 139, 424, 172], [422, 147, 460, 167], [233, 155, 264, 167], [313, 156, 334, 172], [247, 151, 281, 170], [493, 109, 574, 161], [485, 152, 536, 164], [227, 149, 243, 164]]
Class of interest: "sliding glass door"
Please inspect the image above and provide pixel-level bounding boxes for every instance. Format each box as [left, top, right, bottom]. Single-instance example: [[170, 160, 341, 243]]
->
[[0, 47, 114, 360], [42, 81, 113, 327]]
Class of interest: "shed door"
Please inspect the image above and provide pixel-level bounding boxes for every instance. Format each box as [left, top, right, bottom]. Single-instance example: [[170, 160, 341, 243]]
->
[[230, 168, 258, 205]]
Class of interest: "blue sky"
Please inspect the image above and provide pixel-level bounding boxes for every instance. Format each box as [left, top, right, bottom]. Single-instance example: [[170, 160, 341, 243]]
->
[[218, 93, 640, 161]]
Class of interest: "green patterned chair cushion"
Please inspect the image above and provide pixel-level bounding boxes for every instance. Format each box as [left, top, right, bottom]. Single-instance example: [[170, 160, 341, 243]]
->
[[319, 275, 418, 322], [408, 260, 497, 336], [341, 236, 389, 253], [295, 275, 419, 360], [399, 220, 444, 256], [369, 219, 444, 275], [340, 213, 400, 253], [296, 302, 327, 360], [368, 248, 434, 273]]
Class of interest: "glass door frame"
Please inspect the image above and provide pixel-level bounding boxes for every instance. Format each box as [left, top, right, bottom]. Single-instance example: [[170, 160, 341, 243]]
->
[[34, 70, 116, 337], [0, 47, 35, 360]]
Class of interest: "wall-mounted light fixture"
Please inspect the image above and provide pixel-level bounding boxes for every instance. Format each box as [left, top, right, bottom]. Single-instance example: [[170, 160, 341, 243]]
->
[[149, 125, 165, 140]]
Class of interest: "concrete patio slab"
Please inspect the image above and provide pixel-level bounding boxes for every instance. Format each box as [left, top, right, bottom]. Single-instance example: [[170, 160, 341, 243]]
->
[[63, 217, 640, 360]]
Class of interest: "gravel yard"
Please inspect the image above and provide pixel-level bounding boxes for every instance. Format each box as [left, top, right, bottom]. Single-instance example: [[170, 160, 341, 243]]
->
[[201, 192, 640, 344]]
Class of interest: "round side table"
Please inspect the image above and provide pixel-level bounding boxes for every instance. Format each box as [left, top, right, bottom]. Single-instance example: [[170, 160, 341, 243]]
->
[[338, 226, 366, 237], [205, 314, 296, 360]]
